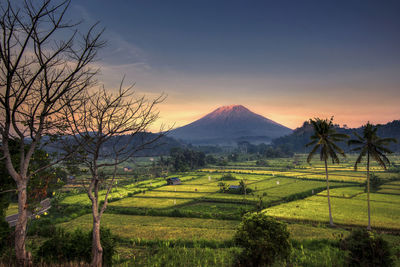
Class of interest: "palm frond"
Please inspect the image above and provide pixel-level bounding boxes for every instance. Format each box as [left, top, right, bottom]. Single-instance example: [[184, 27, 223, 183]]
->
[[331, 133, 350, 140], [306, 140, 318, 147], [353, 131, 363, 142], [377, 137, 397, 146], [307, 144, 319, 164], [371, 151, 387, 169], [354, 147, 367, 171]]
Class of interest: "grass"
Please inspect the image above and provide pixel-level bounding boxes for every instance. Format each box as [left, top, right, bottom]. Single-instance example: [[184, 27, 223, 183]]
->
[[166, 201, 254, 218], [60, 214, 239, 241], [108, 196, 194, 209], [287, 223, 349, 241], [123, 246, 240, 267], [317, 186, 364, 198], [264, 191, 400, 230], [59, 213, 356, 244], [5, 203, 18, 217]]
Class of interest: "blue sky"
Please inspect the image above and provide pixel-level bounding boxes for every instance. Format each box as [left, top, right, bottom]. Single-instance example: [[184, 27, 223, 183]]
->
[[68, 0, 400, 129]]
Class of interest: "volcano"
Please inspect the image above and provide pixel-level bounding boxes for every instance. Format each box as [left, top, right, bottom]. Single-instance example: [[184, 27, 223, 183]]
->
[[170, 105, 292, 145]]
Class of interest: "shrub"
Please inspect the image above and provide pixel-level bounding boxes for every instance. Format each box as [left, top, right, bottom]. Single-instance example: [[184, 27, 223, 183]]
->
[[218, 181, 229, 193], [36, 227, 116, 266], [341, 228, 394, 267], [0, 219, 11, 256], [234, 212, 292, 266], [220, 173, 237, 181]]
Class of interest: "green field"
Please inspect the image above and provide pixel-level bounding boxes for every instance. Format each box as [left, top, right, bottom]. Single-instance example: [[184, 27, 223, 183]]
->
[[265, 190, 400, 229], [5, 203, 18, 217], [61, 214, 238, 241], [44, 154, 400, 265]]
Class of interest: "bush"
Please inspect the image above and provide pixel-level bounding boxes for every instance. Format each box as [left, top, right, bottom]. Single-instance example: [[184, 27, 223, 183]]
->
[[341, 228, 394, 267], [234, 212, 292, 266], [36, 227, 116, 266], [220, 173, 237, 181], [218, 181, 230, 193], [0, 219, 11, 258]]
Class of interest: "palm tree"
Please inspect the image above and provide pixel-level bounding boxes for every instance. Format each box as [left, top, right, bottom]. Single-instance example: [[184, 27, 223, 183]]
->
[[348, 122, 397, 230], [306, 117, 349, 226]]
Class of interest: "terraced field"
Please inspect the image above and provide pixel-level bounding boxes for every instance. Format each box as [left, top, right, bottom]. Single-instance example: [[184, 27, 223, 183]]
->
[[265, 189, 400, 229], [61, 214, 238, 241], [46, 154, 400, 265]]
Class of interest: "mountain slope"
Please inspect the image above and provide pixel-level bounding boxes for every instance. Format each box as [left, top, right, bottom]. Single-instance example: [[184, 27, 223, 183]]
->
[[272, 120, 400, 152], [170, 105, 292, 145]]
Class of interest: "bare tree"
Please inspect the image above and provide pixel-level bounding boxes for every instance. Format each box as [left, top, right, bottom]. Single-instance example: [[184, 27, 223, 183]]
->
[[63, 83, 166, 267], [0, 0, 103, 264]]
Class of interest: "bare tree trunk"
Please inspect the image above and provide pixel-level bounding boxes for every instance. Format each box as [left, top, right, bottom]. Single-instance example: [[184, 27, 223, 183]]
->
[[324, 159, 334, 227], [15, 179, 30, 266], [367, 151, 371, 230], [91, 210, 103, 267]]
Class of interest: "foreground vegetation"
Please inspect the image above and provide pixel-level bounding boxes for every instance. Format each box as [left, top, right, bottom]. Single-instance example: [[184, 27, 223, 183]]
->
[[3, 154, 400, 266]]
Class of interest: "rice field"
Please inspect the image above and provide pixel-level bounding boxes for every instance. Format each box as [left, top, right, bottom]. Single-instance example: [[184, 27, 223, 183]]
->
[[5, 203, 18, 217], [264, 190, 400, 229], [61, 214, 238, 241], [51, 154, 400, 265]]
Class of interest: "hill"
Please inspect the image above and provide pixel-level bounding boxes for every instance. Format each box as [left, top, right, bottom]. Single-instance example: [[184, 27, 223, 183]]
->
[[272, 120, 400, 152], [170, 105, 292, 145], [44, 133, 183, 157]]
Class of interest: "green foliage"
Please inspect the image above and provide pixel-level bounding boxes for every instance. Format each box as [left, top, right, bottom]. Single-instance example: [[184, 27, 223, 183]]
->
[[237, 141, 294, 158], [205, 154, 217, 164], [307, 117, 349, 164], [348, 122, 397, 171], [36, 227, 116, 265], [341, 228, 394, 267], [291, 239, 346, 267], [0, 219, 11, 256], [220, 173, 237, 181], [170, 148, 206, 171], [218, 182, 230, 193], [234, 212, 292, 266], [132, 245, 239, 267]]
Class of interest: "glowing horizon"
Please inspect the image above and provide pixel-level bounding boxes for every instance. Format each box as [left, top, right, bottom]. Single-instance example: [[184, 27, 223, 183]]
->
[[67, 1, 400, 133]]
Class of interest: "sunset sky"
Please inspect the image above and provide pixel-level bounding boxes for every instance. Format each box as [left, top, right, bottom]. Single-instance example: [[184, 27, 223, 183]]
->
[[69, 1, 400, 130]]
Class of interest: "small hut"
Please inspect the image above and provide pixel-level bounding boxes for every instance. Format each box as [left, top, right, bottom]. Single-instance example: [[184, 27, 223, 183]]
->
[[166, 177, 181, 185]]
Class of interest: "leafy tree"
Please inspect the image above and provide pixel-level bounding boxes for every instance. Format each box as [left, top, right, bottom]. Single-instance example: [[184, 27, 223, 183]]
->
[[205, 154, 217, 165], [348, 122, 397, 230], [234, 212, 291, 266], [341, 228, 394, 266], [0, 140, 65, 259], [170, 148, 206, 171], [306, 117, 349, 226]]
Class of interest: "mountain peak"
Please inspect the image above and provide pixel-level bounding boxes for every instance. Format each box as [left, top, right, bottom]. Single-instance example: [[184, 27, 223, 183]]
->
[[215, 104, 247, 111], [171, 104, 292, 145], [205, 105, 252, 120]]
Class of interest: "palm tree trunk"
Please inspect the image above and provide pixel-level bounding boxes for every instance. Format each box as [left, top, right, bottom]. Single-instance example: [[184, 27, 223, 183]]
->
[[324, 159, 334, 226], [367, 151, 371, 230]]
